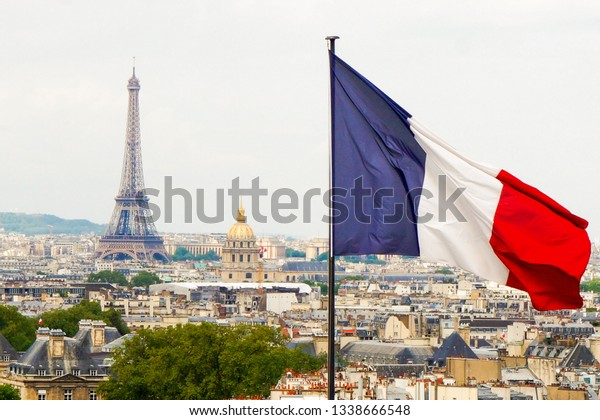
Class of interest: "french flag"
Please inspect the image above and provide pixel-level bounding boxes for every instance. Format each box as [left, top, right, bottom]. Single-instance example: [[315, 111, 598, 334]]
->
[[330, 52, 591, 311]]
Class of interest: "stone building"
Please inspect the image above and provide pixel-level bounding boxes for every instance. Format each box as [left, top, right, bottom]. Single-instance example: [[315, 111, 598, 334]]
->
[[219, 205, 278, 283], [220, 205, 259, 282], [0, 320, 121, 400], [0, 333, 18, 371]]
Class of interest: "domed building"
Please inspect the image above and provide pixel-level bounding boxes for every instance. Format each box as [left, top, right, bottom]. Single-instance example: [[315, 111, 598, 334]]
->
[[220, 205, 260, 282]]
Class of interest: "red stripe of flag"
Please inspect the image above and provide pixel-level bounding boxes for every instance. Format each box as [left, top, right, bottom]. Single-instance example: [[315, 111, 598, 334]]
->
[[490, 170, 590, 310]]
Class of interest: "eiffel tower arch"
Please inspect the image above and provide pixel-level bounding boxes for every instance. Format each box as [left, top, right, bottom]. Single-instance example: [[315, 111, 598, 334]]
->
[[96, 68, 169, 262]]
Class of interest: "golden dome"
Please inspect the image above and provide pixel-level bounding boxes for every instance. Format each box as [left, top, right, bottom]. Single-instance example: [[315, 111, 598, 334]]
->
[[226, 205, 255, 241]]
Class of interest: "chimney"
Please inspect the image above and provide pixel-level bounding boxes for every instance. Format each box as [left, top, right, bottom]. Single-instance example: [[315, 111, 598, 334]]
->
[[91, 321, 106, 347], [48, 329, 65, 358], [458, 327, 470, 344], [78, 319, 93, 330], [589, 337, 600, 362], [36, 327, 50, 339]]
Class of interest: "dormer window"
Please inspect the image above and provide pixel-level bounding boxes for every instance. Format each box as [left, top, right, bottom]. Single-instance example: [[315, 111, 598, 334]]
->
[[89, 370, 98, 377], [3, 355, 9, 361], [55, 370, 64, 376], [38, 370, 46, 376], [72, 369, 80, 376]]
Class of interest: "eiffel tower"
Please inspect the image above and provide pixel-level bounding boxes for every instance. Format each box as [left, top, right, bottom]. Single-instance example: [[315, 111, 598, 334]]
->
[[96, 68, 169, 262]]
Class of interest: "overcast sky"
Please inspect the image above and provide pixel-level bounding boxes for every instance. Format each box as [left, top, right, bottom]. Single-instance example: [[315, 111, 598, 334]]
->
[[1, 1, 599, 240]]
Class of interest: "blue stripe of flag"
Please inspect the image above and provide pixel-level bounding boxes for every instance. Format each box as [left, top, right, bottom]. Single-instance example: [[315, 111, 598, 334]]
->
[[330, 52, 426, 256]]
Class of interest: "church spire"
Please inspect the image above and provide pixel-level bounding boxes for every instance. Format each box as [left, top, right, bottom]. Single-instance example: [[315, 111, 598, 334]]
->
[[236, 198, 247, 223]]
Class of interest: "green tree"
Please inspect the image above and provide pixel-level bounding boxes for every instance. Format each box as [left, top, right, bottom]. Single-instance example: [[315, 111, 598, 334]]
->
[[201, 250, 221, 261], [99, 323, 324, 400], [40, 301, 130, 336], [340, 275, 365, 281], [316, 252, 328, 262], [131, 271, 162, 288], [581, 279, 600, 293], [285, 248, 306, 258], [171, 248, 221, 262], [0, 305, 37, 351], [364, 255, 386, 264], [0, 384, 20, 400], [88, 270, 128, 286], [103, 307, 130, 336], [172, 247, 194, 261]]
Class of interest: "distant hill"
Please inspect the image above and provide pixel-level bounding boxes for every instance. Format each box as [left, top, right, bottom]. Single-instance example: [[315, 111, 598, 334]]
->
[[0, 212, 106, 235]]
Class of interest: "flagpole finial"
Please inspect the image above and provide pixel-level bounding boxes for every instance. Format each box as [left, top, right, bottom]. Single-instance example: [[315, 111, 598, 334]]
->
[[325, 36, 340, 53]]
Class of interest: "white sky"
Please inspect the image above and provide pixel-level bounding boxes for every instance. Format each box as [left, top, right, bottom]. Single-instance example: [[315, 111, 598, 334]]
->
[[0, 1, 599, 240]]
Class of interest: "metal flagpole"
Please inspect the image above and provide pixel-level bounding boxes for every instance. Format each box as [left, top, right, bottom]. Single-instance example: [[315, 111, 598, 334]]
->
[[325, 35, 339, 401]]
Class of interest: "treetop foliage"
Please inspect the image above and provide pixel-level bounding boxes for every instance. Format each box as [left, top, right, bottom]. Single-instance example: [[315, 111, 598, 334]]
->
[[581, 279, 600, 293], [171, 247, 221, 262], [0, 384, 20, 400], [0, 301, 129, 350], [40, 300, 130, 336], [131, 271, 162, 288], [285, 248, 306, 258], [99, 323, 325, 400], [0, 305, 37, 352], [88, 270, 128, 286]]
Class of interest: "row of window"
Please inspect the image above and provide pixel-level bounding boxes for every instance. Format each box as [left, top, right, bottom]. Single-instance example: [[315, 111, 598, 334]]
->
[[227, 273, 269, 280], [231, 242, 253, 248], [38, 369, 98, 376], [12, 367, 97, 377], [231, 254, 253, 262], [37, 389, 97, 400]]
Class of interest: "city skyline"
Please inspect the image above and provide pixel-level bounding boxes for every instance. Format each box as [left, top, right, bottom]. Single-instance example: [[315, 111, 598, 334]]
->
[[0, 1, 599, 240]]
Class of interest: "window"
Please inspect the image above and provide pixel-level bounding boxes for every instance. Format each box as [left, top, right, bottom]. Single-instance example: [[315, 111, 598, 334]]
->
[[240, 255, 244, 262], [37, 370, 46, 376], [232, 254, 235, 262], [56, 370, 64, 376], [247, 254, 250, 262], [89, 390, 98, 400], [245, 273, 252, 279], [72, 369, 80, 376], [264, 274, 268, 280], [89, 370, 98, 377], [37, 390, 46, 401], [228, 273, 233, 279], [3, 355, 9, 361], [64, 389, 73, 400]]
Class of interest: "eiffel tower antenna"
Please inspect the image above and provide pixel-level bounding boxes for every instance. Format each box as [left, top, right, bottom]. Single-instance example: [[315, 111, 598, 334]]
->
[[96, 67, 169, 262]]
